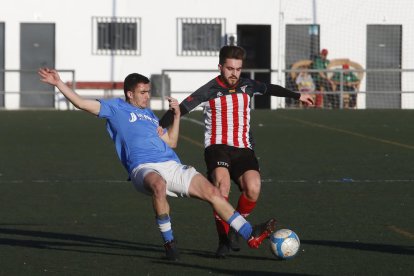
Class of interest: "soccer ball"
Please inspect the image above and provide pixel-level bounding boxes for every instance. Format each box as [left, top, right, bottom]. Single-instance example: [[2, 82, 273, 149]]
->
[[269, 229, 300, 259]]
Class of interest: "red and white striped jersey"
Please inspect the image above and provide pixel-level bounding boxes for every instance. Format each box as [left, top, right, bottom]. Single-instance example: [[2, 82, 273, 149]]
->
[[203, 92, 251, 148], [181, 76, 268, 149]]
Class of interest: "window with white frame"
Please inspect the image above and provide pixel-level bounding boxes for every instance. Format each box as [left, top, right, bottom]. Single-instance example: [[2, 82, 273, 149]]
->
[[177, 18, 226, 56], [92, 17, 141, 55]]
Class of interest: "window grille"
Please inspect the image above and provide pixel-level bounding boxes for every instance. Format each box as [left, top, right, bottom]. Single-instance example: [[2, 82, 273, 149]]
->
[[92, 17, 141, 56], [177, 18, 226, 56]]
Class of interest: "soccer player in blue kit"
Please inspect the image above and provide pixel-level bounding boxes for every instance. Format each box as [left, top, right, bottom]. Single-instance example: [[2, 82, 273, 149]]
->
[[38, 68, 276, 261]]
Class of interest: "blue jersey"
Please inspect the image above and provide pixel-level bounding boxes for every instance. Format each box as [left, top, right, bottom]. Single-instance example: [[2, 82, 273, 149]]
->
[[98, 98, 180, 174]]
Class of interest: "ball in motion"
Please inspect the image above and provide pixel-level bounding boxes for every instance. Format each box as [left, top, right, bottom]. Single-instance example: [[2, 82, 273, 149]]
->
[[270, 229, 300, 259]]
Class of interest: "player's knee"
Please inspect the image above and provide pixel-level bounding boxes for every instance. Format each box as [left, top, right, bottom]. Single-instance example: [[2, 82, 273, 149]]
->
[[244, 182, 261, 199], [215, 175, 231, 189], [212, 168, 231, 187], [214, 179, 231, 197], [150, 181, 167, 197]]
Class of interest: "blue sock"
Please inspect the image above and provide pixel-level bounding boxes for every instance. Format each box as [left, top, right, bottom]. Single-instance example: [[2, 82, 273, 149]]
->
[[238, 223, 253, 240], [156, 214, 174, 243], [227, 211, 253, 240]]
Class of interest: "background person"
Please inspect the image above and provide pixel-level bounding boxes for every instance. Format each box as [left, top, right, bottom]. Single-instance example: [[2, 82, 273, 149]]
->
[[295, 65, 316, 107], [311, 48, 335, 107], [331, 63, 360, 108]]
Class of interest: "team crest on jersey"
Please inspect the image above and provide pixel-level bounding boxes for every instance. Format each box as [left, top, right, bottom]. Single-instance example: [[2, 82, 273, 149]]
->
[[129, 112, 137, 122], [240, 85, 248, 93], [217, 91, 224, 97]]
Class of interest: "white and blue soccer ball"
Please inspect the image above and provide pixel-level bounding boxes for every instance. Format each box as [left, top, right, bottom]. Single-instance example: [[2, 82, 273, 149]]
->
[[270, 229, 300, 259]]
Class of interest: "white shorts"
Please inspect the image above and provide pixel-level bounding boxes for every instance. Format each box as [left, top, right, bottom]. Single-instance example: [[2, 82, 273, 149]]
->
[[130, 160, 199, 198]]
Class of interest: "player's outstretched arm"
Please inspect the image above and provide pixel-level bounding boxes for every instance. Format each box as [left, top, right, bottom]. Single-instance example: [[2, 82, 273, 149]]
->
[[159, 83, 208, 128], [38, 68, 101, 115], [267, 84, 314, 106], [160, 97, 181, 148]]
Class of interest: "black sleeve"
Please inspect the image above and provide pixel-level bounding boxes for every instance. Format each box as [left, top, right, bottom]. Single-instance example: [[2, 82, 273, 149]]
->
[[267, 84, 300, 100], [159, 104, 189, 128], [159, 78, 217, 128]]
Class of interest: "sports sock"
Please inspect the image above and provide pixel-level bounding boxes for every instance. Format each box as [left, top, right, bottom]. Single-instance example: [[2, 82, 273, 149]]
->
[[237, 193, 256, 217], [227, 211, 253, 240], [213, 196, 230, 235], [156, 214, 174, 243]]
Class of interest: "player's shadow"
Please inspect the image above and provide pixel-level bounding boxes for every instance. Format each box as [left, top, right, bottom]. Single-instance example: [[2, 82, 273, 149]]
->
[[0, 226, 165, 259], [0, 226, 228, 261], [155, 259, 315, 276], [301, 239, 413, 255], [1, 226, 305, 275]]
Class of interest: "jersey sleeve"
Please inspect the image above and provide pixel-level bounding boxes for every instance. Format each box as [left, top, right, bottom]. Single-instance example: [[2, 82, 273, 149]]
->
[[159, 79, 215, 128], [180, 79, 216, 112], [265, 84, 300, 99], [98, 98, 117, 119], [159, 105, 187, 128], [249, 79, 268, 96], [247, 78, 300, 99]]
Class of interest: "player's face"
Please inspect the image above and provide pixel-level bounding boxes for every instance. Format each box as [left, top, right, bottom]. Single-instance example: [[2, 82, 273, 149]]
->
[[128, 83, 151, 108], [219, 58, 243, 87]]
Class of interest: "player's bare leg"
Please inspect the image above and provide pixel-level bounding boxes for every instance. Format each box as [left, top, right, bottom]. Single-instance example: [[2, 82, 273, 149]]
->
[[210, 167, 232, 257], [144, 172, 179, 261], [188, 174, 276, 254], [229, 170, 261, 251]]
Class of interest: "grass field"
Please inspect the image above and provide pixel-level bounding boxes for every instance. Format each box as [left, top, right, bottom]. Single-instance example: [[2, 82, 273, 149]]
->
[[0, 109, 413, 275]]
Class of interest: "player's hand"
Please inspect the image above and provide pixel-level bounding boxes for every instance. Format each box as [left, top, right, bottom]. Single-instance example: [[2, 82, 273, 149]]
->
[[299, 94, 314, 106], [38, 68, 61, 86], [156, 126, 164, 137], [166, 97, 180, 116]]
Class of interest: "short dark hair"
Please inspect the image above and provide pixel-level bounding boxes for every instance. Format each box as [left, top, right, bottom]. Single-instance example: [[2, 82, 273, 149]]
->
[[123, 73, 150, 98], [219, 45, 246, 65]]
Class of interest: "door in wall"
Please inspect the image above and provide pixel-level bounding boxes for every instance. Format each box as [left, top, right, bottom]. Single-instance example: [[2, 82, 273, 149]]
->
[[20, 23, 55, 108], [237, 24, 271, 109], [366, 25, 402, 108]]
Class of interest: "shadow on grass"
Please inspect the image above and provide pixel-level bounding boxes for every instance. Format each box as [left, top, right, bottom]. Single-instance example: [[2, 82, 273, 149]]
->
[[153, 260, 314, 276], [0, 226, 165, 259], [0, 226, 315, 275], [3, 228, 411, 257], [302, 239, 414, 255]]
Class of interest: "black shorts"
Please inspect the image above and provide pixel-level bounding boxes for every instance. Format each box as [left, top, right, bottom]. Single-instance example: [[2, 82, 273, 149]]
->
[[204, 144, 260, 184]]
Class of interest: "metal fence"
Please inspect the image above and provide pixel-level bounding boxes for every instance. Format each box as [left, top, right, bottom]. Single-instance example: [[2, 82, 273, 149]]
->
[[1, 68, 413, 110], [159, 68, 414, 110], [0, 69, 75, 110]]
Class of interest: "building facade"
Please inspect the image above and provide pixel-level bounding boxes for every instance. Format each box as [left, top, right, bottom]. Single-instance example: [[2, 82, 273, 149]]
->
[[1, 0, 413, 109]]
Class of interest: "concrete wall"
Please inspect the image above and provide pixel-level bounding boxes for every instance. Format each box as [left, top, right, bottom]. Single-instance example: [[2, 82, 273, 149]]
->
[[1, 0, 413, 109]]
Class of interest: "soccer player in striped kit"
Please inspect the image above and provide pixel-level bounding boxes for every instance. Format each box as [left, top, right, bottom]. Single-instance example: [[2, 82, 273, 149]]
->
[[160, 45, 314, 258]]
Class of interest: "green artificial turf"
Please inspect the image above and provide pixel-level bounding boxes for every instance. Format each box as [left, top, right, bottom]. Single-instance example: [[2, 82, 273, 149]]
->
[[0, 109, 413, 275]]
